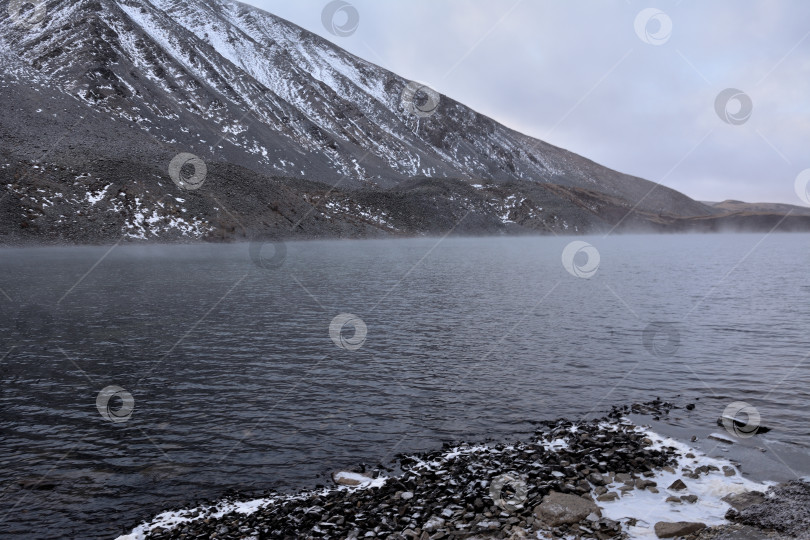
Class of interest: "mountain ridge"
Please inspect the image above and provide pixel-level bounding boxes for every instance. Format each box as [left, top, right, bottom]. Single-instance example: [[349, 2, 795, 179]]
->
[[1, 0, 808, 244]]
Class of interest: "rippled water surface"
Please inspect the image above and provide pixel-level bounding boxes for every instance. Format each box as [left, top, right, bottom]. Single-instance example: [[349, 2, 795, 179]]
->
[[1, 234, 809, 539]]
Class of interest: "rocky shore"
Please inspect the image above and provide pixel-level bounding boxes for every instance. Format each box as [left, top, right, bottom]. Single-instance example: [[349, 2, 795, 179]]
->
[[119, 401, 809, 540]]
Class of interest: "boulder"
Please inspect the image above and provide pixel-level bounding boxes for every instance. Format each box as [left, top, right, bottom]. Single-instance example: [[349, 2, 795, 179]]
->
[[654, 521, 706, 538], [722, 490, 766, 512], [597, 492, 618, 502], [614, 473, 633, 484], [588, 472, 607, 486], [533, 491, 601, 526], [708, 433, 735, 444], [332, 471, 372, 486], [668, 479, 687, 490], [635, 478, 657, 489], [423, 516, 445, 532]]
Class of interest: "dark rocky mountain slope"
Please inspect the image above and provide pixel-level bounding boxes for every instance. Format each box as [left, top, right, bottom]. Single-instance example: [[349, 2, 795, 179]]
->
[[1, 0, 807, 244]]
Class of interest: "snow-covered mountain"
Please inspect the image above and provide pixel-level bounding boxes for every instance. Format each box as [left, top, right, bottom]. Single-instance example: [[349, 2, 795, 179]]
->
[[2, 0, 804, 243]]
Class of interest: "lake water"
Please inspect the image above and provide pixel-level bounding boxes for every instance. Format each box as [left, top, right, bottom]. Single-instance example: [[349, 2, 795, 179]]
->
[[1, 234, 809, 539]]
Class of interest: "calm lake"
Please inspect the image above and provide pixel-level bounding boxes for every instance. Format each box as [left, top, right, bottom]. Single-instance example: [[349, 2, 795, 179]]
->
[[1, 234, 809, 539]]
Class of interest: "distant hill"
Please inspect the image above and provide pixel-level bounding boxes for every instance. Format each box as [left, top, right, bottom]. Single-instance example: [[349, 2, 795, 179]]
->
[[704, 200, 810, 216]]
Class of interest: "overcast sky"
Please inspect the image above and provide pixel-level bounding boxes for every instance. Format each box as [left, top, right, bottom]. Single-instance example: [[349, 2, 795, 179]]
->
[[244, 0, 809, 204]]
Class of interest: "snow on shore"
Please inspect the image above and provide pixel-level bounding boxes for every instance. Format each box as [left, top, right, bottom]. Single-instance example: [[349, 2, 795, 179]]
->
[[116, 418, 773, 540]]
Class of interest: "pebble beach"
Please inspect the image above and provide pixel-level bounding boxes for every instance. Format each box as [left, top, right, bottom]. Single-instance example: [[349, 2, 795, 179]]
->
[[117, 400, 810, 540]]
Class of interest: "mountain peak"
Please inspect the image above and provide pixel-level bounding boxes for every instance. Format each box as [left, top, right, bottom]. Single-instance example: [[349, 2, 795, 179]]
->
[[6, 0, 796, 244]]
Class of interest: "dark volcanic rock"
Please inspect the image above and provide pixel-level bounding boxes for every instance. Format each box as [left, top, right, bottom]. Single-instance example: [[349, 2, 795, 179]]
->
[[129, 400, 682, 540], [654, 521, 707, 538], [120, 399, 796, 540], [725, 481, 810, 537], [668, 479, 688, 491], [723, 490, 767, 512], [533, 491, 600, 527]]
